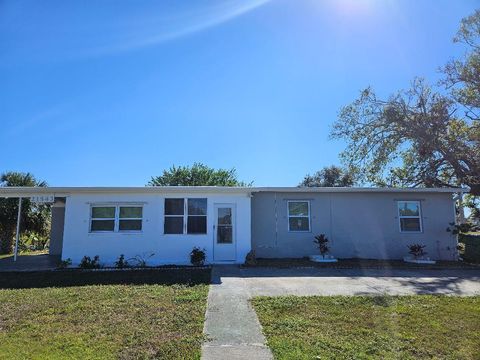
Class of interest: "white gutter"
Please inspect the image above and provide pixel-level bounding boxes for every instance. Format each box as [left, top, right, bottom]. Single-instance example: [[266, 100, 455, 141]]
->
[[0, 186, 466, 198]]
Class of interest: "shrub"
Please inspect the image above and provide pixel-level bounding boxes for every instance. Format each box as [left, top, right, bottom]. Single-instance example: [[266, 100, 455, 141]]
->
[[446, 222, 478, 235], [407, 244, 427, 259], [313, 234, 330, 257], [79, 255, 101, 269], [127, 252, 155, 267], [115, 254, 129, 269], [190, 247, 206, 266], [245, 250, 257, 266], [57, 258, 72, 269], [459, 234, 480, 263]]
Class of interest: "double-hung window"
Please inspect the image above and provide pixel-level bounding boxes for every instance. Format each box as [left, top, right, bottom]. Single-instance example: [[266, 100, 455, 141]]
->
[[287, 201, 310, 232], [90, 206, 116, 232], [397, 201, 422, 232], [164, 198, 207, 234], [90, 205, 143, 232]]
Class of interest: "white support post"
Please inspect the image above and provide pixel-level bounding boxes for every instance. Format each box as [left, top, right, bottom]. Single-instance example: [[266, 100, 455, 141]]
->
[[458, 191, 465, 223], [13, 197, 22, 262]]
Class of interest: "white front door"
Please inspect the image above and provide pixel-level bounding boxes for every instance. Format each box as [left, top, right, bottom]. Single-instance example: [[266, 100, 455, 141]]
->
[[213, 204, 236, 261]]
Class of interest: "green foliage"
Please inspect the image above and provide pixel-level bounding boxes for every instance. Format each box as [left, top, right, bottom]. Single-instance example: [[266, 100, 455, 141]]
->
[[127, 252, 155, 267], [58, 258, 72, 269], [313, 234, 330, 256], [330, 11, 480, 195], [252, 296, 480, 359], [407, 243, 427, 258], [190, 247, 206, 266], [298, 165, 356, 187], [18, 231, 49, 252], [447, 222, 479, 235], [442, 9, 480, 120], [114, 254, 129, 269], [464, 194, 480, 224], [459, 234, 480, 263], [148, 162, 251, 186], [0, 172, 50, 254], [79, 255, 101, 269], [244, 250, 257, 266]]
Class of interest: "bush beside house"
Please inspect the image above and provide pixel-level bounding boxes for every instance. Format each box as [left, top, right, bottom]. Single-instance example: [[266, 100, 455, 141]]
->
[[459, 234, 480, 263]]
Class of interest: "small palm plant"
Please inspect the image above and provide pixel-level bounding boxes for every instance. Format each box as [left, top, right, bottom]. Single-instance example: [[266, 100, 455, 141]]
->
[[313, 234, 330, 259], [407, 244, 427, 259]]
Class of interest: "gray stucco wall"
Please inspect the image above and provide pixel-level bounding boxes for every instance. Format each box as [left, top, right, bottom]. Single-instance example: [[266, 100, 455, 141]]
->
[[49, 206, 65, 256], [251, 191, 457, 260]]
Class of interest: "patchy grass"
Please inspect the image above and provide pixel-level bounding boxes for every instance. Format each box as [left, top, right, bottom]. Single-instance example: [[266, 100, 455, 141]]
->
[[0, 284, 208, 359], [252, 296, 480, 360], [0, 250, 48, 260]]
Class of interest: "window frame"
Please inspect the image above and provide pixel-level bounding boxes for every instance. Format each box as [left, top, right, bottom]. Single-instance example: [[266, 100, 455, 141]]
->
[[287, 200, 311, 232], [397, 200, 423, 233], [89, 204, 144, 233], [164, 198, 207, 235], [118, 206, 143, 232], [164, 198, 185, 234]]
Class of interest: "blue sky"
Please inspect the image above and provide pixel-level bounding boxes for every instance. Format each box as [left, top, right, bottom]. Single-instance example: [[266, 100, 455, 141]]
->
[[1, 0, 478, 186]]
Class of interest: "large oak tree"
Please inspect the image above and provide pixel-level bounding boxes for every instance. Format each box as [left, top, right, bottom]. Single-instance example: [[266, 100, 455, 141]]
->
[[331, 11, 480, 197], [298, 165, 356, 187]]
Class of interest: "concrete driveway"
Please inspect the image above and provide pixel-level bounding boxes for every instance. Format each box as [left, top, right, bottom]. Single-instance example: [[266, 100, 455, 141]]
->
[[202, 265, 480, 360], [236, 266, 480, 296]]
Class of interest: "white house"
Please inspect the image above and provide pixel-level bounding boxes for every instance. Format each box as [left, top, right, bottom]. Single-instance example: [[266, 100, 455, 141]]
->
[[0, 186, 463, 265]]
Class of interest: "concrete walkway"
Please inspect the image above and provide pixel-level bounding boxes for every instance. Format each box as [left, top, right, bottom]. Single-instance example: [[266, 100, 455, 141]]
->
[[201, 265, 480, 359], [202, 266, 273, 360]]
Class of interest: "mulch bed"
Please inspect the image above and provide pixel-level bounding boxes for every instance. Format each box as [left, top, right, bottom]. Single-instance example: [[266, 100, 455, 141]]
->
[[243, 258, 480, 270]]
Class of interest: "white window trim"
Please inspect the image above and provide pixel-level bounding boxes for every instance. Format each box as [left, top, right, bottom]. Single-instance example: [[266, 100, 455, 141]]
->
[[397, 200, 423, 233], [287, 200, 311, 232], [164, 198, 207, 235], [89, 205, 143, 233]]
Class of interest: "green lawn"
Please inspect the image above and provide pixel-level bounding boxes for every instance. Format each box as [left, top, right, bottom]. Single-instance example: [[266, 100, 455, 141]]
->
[[0, 284, 208, 359], [252, 295, 480, 360]]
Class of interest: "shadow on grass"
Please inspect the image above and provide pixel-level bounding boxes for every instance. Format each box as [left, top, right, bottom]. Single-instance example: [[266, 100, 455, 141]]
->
[[0, 267, 212, 289]]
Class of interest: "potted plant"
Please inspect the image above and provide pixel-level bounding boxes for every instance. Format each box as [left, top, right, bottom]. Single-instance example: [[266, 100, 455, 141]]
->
[[309, 234, 338, 263], [403, 243, 436, 264]]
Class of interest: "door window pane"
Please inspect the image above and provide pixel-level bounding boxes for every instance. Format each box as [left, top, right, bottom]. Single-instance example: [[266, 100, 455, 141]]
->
[[188, 198, 207, 215], [165, 199, 184, 215], [217, 226, 232, 244], [164, 217, 183, 234], [92, 207, 115, 218], [91, 220, 115, 232], [188, 216, 207, 234], [119, 219, 142, 231], [218, 208, 232, 225]]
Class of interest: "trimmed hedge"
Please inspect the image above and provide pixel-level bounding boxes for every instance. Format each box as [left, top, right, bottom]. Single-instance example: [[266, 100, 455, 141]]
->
[[459, 234, 480, 264], [0, 267, 211, 289]]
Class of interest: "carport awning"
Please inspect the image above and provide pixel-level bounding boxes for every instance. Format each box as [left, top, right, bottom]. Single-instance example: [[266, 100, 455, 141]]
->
[[0, 193, 58, 262]]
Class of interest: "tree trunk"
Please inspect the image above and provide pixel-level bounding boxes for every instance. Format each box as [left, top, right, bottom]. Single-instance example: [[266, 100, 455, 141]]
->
[[468, 183, 480, 197]]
